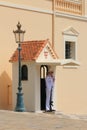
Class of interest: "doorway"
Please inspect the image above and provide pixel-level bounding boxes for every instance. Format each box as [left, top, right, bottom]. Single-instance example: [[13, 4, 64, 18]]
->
[[40, 65, 48, 110]]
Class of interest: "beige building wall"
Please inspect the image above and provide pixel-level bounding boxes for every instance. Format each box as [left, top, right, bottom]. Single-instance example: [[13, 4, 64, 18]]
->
[[54, 16, 87, 114], [0, 0, 52, 10], [85, 0, 87, 16], [82, 0, 87, 16]]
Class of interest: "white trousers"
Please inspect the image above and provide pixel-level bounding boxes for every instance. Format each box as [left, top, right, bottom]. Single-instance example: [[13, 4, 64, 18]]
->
[[46, 86, 52, 110]]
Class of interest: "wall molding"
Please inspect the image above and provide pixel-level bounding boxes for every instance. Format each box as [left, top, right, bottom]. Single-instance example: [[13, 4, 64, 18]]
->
[[0, 1, 87, 21], [55, 11, 87, 22], [0, 1, 53, 14]]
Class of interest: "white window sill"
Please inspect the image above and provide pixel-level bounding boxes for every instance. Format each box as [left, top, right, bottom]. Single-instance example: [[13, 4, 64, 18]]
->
[[60, 59, 80, 67], [63, 65, 79, 69]]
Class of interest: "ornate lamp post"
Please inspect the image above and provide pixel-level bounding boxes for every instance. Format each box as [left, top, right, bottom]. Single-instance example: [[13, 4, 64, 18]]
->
[[13, 22, 26, 112]]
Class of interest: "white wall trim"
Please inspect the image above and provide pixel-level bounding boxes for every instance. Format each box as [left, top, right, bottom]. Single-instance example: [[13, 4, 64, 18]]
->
[[63, 65, 79, 69], [0, 1, 87, 21], [0, 1, 53, 14], [63, 34, 78, 60], [55, 11, 87, 22]]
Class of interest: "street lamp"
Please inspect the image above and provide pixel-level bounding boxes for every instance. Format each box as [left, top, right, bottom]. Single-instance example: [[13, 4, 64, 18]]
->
[[13, 22, 26, 112]]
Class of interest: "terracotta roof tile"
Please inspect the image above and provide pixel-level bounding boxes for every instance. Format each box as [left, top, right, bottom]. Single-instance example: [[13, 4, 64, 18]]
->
[[9, 39, 48, 62]]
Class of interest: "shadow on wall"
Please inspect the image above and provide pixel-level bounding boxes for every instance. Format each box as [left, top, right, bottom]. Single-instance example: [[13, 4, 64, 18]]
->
[[0, 71, 12, 110]]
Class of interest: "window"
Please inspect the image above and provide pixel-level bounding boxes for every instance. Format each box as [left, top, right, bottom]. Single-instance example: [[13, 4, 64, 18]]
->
[[40, 65, 48, 79], [65, 41, 75, 60], [62, 27, 80, 66], [21, 65, 28, 80]]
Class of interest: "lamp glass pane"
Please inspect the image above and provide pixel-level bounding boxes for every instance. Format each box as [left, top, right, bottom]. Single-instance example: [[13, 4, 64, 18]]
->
[[15, 33, 24, 43], [20, 33, 24, 43]]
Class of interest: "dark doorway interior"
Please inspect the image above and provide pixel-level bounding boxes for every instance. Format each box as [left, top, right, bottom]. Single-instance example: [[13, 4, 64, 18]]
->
[[40, 65, 48, 110]]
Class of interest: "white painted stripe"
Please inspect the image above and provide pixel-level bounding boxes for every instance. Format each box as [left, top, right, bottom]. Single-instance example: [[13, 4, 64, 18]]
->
[[0, 1, 87, 21], [55, 11, 87, 21], [0, 1, 53, 14]]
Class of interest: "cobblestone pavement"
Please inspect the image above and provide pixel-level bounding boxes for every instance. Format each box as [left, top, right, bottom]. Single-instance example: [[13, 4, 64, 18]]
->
[[0, 110, 87, 130]]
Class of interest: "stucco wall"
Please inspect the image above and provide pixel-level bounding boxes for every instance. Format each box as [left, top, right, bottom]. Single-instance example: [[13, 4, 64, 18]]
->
[[82, 0, 87, 16], [0, 0, 52, 10], [85, 0, 87, 16], [54, 16, 87, 114]]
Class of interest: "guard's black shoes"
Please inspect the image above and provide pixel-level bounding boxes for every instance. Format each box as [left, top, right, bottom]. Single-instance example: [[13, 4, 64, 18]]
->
[[45, 110, 51, 112], [49, 109, 56, 112]]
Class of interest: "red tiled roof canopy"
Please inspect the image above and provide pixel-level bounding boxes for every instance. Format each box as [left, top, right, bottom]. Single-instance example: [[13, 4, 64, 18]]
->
[[9, 39, 51, 62]]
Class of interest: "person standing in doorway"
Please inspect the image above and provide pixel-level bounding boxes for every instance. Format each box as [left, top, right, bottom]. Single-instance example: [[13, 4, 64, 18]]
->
[[50, 71, 55, 111], [45, 70, 55, 112]]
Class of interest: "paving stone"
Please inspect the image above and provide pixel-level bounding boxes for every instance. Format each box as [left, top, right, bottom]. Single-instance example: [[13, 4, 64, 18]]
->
[[0, 110, 87, 130]]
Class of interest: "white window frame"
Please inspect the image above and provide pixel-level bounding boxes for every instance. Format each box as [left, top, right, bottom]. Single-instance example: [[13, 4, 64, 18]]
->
[[62, 27, 80, 67], [64, 35, 77, 60]]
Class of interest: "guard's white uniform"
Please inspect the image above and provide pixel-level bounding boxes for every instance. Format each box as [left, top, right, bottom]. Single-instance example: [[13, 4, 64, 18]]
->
[[45, 75, 54, 111]]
